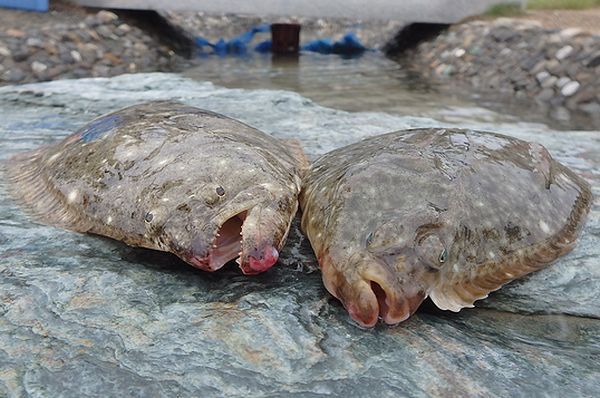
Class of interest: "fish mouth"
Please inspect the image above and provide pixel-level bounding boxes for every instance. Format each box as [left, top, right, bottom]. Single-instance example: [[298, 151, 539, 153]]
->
[[188, 207, 279, 275], [345, 277, 425, 328], [321, 255, 425, 327]]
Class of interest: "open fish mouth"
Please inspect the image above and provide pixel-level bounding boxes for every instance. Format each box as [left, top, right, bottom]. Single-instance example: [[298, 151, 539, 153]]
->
[[189, 208, 279, 275]]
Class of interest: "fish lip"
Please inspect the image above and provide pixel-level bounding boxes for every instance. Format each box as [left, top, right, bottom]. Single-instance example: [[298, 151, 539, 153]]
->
[[196, 200, 281, 274], [237, 246, 279, 275], [320, 254, 424, 327]]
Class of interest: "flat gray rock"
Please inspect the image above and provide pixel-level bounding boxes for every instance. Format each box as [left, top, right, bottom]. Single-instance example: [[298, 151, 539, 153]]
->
[[0, 74, 598, 397]]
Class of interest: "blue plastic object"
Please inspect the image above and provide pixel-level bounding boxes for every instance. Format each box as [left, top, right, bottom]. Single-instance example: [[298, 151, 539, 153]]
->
[[254, 40, 272, 53], [302, 33, 367, 55], [195, 24, 271, 56], [0, 0, 48, 11], [195, 25, 369, 57]]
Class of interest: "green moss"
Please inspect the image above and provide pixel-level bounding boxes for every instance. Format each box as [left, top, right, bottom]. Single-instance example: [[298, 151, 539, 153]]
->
[[526, 0, 600, 9], [485, 3, 524, 16]]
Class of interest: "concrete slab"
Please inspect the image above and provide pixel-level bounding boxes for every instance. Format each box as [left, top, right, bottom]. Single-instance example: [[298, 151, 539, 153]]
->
[[72, 0, 524, 22]]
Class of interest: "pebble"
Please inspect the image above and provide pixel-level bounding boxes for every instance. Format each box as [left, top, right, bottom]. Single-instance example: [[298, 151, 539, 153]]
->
[[405, 18, 599, 117], [96, 10, 119, 24], [0, 9, 181, 85], [536, 88, 555, 102], [556, 45, 573, 60], [536, 71, 550, 84], [561, 81, 580, 97], [26, 37, 45, 48], [70, 50, 82, 63], [453, 48, 465, 57], [555, 77, 571, 89], [586, 52, 600, 68], [31, 61, 47, 74], [541, 75, 558, 89]]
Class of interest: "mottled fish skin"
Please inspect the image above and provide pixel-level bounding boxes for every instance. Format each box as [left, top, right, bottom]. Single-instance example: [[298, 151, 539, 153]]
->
[[8, 101, 306, 275], [300, 128, 592, 327]]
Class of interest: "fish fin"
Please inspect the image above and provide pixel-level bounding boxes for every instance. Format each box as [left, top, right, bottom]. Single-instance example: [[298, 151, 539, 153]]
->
[[429, 182, 591, 312], [282, 139, 310, 177], [5, 150, 96, 233]]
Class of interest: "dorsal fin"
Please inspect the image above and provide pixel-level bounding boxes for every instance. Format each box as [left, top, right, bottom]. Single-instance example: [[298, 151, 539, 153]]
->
[[4, 150, 95, 233]]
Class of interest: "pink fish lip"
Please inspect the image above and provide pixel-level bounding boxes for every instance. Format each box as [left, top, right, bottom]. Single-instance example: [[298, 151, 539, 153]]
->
[[238, 246, 279, 275], [319, 253, 424, 327]]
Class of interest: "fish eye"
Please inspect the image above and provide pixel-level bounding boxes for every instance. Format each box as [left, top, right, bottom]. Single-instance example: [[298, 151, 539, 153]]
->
[[216, 186, 225, 196], [438, 248, 448, 263], [144, 212, 154, 223]]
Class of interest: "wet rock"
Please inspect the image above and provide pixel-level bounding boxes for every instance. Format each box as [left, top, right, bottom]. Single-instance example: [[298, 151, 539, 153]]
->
[[0, 74, 598, 397]]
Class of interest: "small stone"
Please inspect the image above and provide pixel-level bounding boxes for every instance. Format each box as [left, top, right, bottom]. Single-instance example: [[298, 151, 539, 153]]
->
[[545, 59, 562, 74], [2, 68, 26, 82], [96, 25, 113, 39], [560, 28, 584, 39], [70, 50, 82, 63], [555, 45, 573, 60], [31, 61, 48, 74], [536, 88, 555, 102], [116, 24, 131, 34], [103, 52, 121, 65], [585, 53, 600, 68], [541, 76, 558, 89], [6, 28, 26, 38], [26, 37, 44, 48], [84, 15, 99, 27], [580, 102, 600, 114], [555, 77, 571, 89], [453, 48, 465, 57], [536, 71, 550, 84], [0, 46, 11, 57], [12, 49, 31, 62], [530, 60, 547, 74], [561, 81, 580, 97], [96, 10, 119, 24]]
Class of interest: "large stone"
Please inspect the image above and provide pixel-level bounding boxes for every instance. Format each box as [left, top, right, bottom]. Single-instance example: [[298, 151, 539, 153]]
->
[[0, 74, 598, 397]]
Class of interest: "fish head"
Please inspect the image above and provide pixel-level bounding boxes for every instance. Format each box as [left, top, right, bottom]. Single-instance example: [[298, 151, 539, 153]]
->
[[316, 207, 446, 328], [144, 170, 300, 275]]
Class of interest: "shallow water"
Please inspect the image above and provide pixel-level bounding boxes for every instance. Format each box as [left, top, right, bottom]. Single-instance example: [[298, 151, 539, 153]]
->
[[0, 64, 598, 397], [183, 52, 599, 130]]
